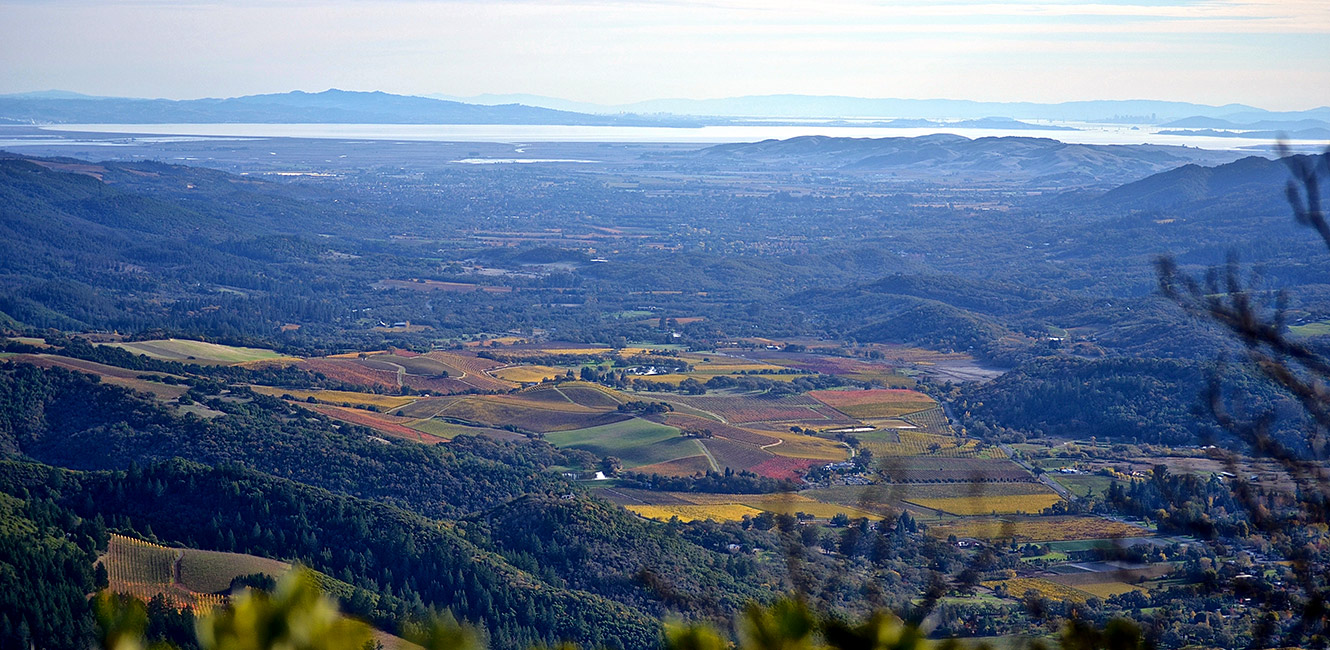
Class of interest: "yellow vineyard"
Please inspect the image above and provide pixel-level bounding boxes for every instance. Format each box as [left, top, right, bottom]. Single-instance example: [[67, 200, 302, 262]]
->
[[625, 504, 764, 522], [984, 578, 1091, 604], [101, 534, 224, 613], [861, 431, 1006, 459], [646, 493, 881, 521]]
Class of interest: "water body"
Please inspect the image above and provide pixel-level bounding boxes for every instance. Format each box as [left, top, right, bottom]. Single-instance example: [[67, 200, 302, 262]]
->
[[36, 122, 1318, 152]]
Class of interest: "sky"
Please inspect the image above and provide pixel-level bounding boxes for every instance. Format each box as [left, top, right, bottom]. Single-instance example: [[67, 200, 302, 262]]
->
[[0, 0, 1328, 110]]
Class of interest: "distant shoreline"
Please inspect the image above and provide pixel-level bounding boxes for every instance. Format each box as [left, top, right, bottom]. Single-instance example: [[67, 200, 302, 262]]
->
[[20, 122, 1310, 151]]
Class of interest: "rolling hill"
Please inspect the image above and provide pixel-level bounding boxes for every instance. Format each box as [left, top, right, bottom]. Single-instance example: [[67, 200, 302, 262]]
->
[[694, 135, 1243, 185]]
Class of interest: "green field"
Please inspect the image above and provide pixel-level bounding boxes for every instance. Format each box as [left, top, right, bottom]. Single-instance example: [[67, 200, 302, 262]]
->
[[545, 418, 704, 468], [105, 339, 291, 364], [1044, 537, 1155, 552], [1290, 320, 1330, 337], [179, 548, 293, 593], [1049, 473, 1116, 498]]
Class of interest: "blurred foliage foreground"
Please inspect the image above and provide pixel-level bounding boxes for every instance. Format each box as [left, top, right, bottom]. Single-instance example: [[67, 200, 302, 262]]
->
[[97, 568, 1148, 650]]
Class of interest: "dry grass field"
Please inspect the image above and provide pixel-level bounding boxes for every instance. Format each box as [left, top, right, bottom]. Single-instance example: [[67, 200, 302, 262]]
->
[[104, 339, 291, 365], [929, 516, 1150, 542], [905, 494, 1063, 516], [250, 386, 416, 409], [808, 388, 937, 419], [858, 430, 1005, 459], [492, 365, 564, 383]]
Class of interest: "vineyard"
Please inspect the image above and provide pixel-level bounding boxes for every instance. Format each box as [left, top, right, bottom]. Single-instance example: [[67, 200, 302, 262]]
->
[[631, 455, 716, 477], [625, 492, 881, 522], [808, 388, 937, 419], [298, 358, 399, 390], [309, 405, 442, 442], [747, 456, 822, 480], [101, 534, 225, 613], [423, 351, 517, 392], [625, 504, 763, 522], [905, 494, 1063, 516], [762, 431, 849, 460], [700, 436, 776, 472], [929, 516, 1150, 542], [665, 394, 855, 425], [859, 430, 1005, 459], [661, 413, 778, 446], [557, 383, 626, 408], [251, 386, 415, 409], [983, 578, 1091, 604], [493, 365, 564, 383], [877, 457, 1032, 482], [900, 406, 952, 434]]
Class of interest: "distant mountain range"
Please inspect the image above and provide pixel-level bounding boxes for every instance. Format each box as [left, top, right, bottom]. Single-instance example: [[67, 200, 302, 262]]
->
[[0, 89, 692, 126], [436, 92, 1330, 124], [688, 134, 1244, 185], [4, 89, 1327, 128]]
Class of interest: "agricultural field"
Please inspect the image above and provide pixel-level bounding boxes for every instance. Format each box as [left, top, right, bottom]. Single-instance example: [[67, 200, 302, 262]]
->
[[660, 413, 776, 445], [309, 405, 445, 443], [904, 494, 1063, 516], [6, 354, 188, 400], [556, 383, 626, 408], [544, 418, 705, 468], [639, 372, 816, 385], [877, 457, 1032, 483], [423, 351, 516, 392], [103, 339, 293, 365], [928, 516, 1150, 543], [805, 482, 1061, 519], [298, 358, 399, 390], [406, 418, 523, 442], [1071, 581, 1148, 599], [757, 429, 851, 461], [663, 393, 856, 426], [747, 456, 822, 481], [625, 504, 763, 522], [717, 348, 915, 386], [100, 534, 225, 612], [700, 436, 777, 473], [857, 430, 1005, 459], [631, 455, 716, 477], [619, 491, 881, 522], [179, 549, 294, 594], [982, 577, 1091, 604], [1048, 473, 1117, 498], [899, 406, 953, 434], [396, 394, 626, 433], [493, 365, 564, 383], [674, 492, 882, 520], [250, 386, 416, 410], [808, 388, 937, 419], [1290, 319, 1330, 337]]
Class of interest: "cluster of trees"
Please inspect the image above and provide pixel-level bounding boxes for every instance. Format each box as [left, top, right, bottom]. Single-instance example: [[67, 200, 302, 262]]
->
[[956, 357, 1308, 447]]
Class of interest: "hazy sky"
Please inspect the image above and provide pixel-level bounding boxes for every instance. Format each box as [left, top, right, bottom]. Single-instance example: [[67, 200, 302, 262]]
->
[[1, 0, 1327, 109]]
